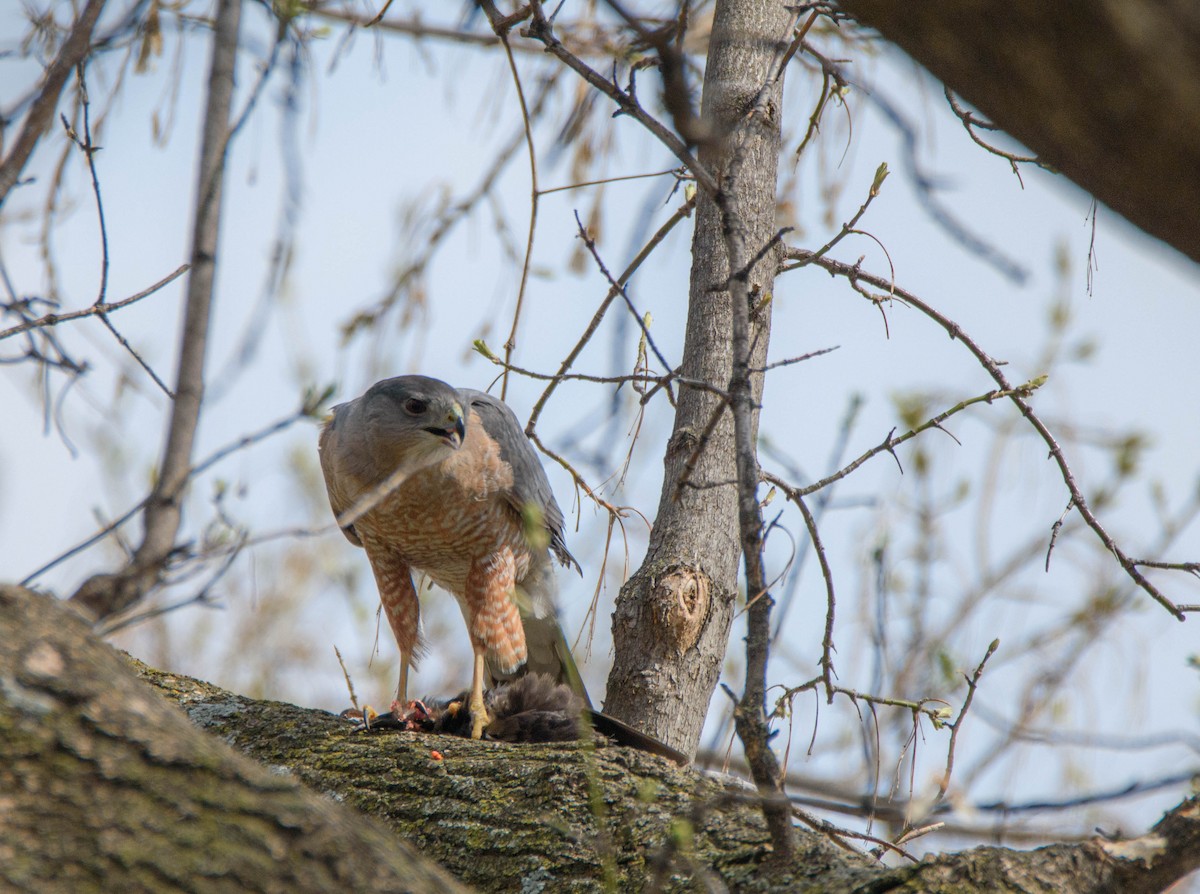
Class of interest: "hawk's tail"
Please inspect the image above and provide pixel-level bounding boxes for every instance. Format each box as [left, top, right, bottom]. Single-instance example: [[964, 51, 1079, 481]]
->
[[486, 608, 593, 710]]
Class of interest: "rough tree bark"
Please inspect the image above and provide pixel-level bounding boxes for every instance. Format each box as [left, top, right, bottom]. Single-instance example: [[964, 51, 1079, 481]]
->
[[3, 585, 1199, 893], [605, 0, 791, 760], [837, 0, 1200, 266], [0, 585, 466, 893]]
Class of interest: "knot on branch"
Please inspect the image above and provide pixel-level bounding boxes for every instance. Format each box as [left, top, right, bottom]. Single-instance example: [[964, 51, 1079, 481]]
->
[[650, 566, 711, 655]]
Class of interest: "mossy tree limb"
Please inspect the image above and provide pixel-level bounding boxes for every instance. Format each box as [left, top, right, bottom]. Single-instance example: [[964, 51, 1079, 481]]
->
[[3, 585, 1198, 893]]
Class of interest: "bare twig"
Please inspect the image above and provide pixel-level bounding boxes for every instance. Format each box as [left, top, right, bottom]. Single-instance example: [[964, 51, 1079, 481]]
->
[[0, 264, 188, 342], [792, 488, 838, 696], [66, 66, 173, 397], [523, 0, 718, 195], [527, 430, 625, 517], [786, 162, 888, 268], [1045, 498, 1075, 571], [934, 639, 999, 804], [572, 211, 675, 376], [791, 381, 1048, 498], [800, 253, 1189, 620], [334, 645, 360, 713], [526, 193, 695, 432], [478, 1, 539, 401], [944, 86, 1043, 183], [539, 167, 685, 195]]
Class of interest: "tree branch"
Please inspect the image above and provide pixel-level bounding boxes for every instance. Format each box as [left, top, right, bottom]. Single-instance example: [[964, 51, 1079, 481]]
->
[[70, 0, 244, 619], [800, 253, 1194, 620]]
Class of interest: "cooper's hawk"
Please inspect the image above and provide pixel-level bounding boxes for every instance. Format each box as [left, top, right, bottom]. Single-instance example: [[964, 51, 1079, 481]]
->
[[318, 375, 582, 738]]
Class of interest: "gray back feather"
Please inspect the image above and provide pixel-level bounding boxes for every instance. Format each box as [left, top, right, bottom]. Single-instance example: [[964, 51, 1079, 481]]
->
[[461, 389, 580, 574]]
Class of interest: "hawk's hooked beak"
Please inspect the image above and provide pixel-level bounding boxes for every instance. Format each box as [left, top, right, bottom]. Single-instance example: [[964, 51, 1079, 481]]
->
[[425, 405, 466, 449]]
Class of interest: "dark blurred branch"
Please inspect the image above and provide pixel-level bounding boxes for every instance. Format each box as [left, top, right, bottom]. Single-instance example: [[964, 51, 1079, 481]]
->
[[0, 0, 107, 207], [838, 0, 1200, 266]]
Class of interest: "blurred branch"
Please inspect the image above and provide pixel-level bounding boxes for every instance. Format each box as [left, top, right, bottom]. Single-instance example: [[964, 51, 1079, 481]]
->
[[700, 752, 1199, 831], [602, 0, 709, 147], [70, 0, 244, 620], [25, 387, 320, 588], [477, 1, 539, 401], [523, 0, 718, 195], [341, 76, 556, 343], [313, 6, 532, 51], [0, 0, 107, 206]]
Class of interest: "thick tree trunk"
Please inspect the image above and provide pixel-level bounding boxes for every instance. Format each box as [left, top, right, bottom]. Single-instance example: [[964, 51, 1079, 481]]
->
[[2, 585, 1198, 893], [837, 0, 1200, 266], [604, 0, 790, 760], [0, 585, 465, 894]]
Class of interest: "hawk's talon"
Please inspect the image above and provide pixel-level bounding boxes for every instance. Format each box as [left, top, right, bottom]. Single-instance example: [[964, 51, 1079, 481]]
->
[[470, 705, 491, 740]]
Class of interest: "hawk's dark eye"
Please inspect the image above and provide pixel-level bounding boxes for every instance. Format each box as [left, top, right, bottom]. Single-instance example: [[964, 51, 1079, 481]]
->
[[403, 398, 428, 415]]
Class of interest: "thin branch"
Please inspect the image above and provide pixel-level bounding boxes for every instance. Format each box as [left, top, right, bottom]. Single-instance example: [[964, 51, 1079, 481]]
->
[[526, 193, 695, 432], [944, 85, 1043, 183], [572, 211, 674, 377], [775, 676, 951, 728], [1132, 559, 1200, 577], [786, 162, 888, 268], [1045, 498, 1074, 571], [523, 0, 718, 195], [793, 488, 838, 697], [540, 166, 686, 195], [527, 430, 624, 518], [794, 381, 1048, 498], [66, 66, 173, 397], [802, 253, 1189, 620], [24, 396, 316, 587], [0, 264, 188, 342], [478, 1, 539, 401], [934, 639, 999, 804]]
